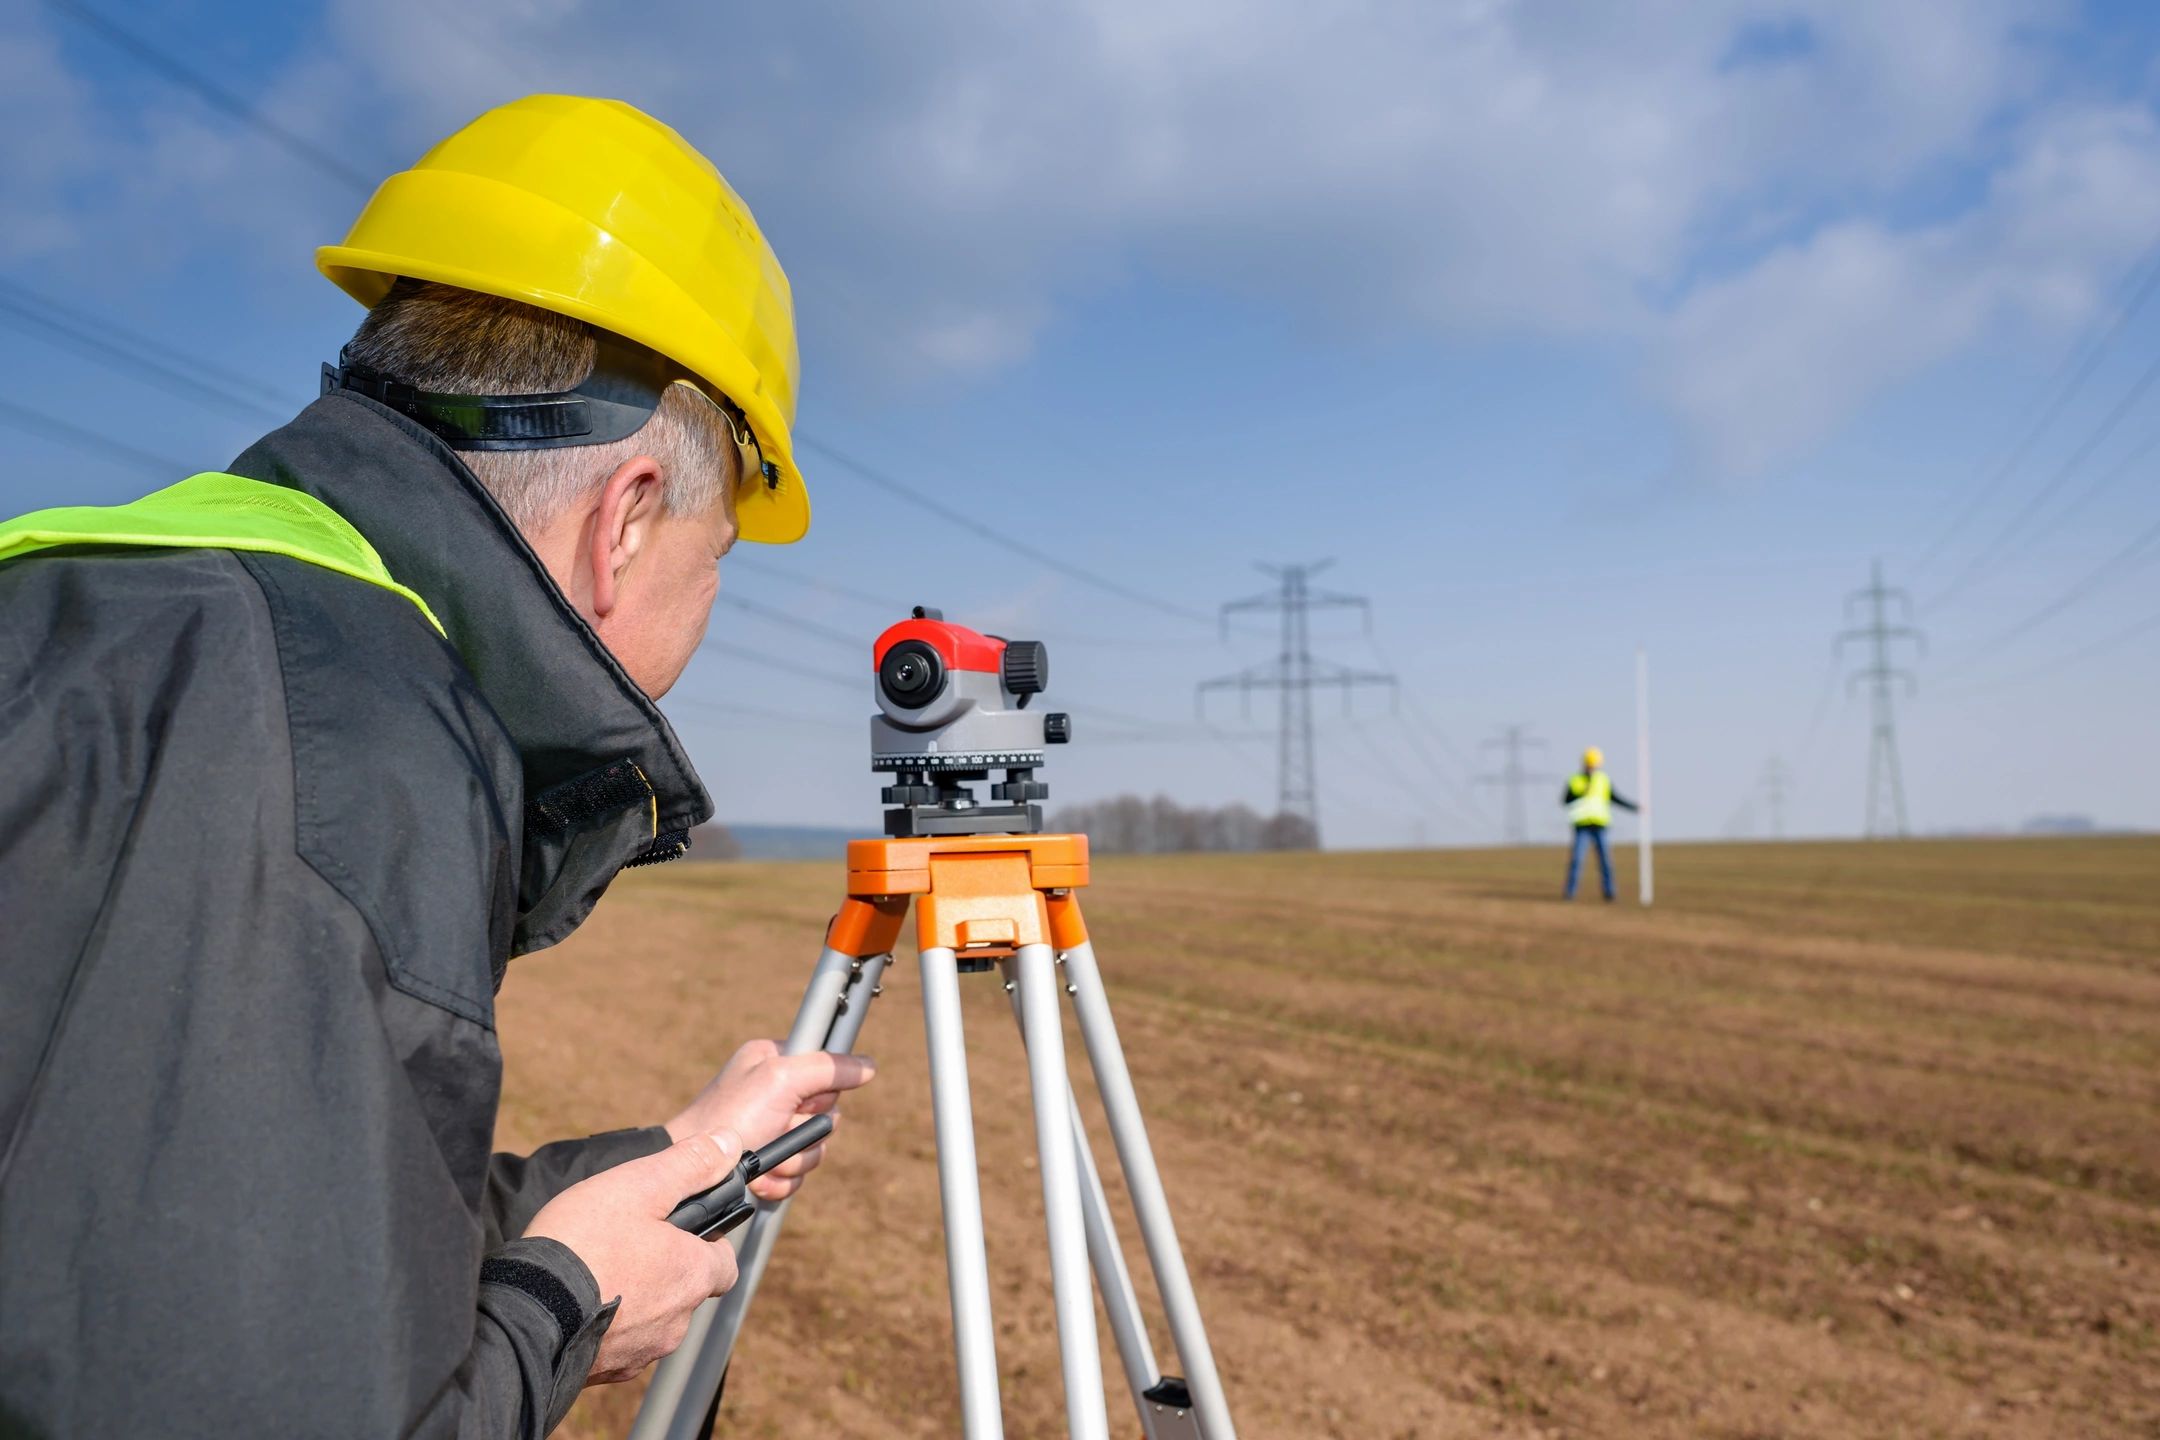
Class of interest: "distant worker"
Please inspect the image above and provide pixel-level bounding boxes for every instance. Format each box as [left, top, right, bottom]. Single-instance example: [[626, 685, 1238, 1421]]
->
[[1561, 745, 1639, 901], [0, 97, 876, 1436]]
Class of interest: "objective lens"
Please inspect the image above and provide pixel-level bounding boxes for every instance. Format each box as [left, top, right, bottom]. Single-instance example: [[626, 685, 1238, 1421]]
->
[[878, 640, 946, 708]]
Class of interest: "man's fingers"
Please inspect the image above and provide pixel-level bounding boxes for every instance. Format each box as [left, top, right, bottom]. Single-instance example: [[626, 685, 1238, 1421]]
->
[[795, 1091, 841, 1118], [622, 1128, 741, 1213], [748, 1173, 801, 1202], [773, 1050, 877, 1099], [733, 1037, 780, 1067], [704, 1234, 741, 1296]]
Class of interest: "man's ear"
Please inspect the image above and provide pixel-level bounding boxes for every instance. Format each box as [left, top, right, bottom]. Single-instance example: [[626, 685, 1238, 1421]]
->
[[586, 455, 666, 619]]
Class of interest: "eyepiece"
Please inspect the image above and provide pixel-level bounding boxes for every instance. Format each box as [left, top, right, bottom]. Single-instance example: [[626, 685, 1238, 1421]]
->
[[878, 639, 947, 709]]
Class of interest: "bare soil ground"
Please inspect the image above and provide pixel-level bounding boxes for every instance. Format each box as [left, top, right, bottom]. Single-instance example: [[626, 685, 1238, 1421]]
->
[[496, 835, 2160, 1439]]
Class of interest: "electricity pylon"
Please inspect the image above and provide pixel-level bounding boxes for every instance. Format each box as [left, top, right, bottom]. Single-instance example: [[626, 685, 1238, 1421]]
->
[[1476, 723, 1549, 845], [1761, 756, 1791, 839], [1197, 561, 1396, 847], [1837, 560, 1925, 838]]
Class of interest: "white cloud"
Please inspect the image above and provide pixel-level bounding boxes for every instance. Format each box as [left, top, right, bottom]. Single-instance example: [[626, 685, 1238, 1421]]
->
[[0, 0, 103, 262], [11, 0, 2150, 480], [1654, 104, 2160, 477]]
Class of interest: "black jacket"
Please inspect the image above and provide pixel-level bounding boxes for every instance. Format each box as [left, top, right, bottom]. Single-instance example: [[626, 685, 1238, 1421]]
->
[[0, 393, 715, 1437]]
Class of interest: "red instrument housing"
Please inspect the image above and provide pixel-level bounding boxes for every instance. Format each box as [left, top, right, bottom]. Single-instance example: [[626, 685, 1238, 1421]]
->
[[873, 618, 1006, 675]]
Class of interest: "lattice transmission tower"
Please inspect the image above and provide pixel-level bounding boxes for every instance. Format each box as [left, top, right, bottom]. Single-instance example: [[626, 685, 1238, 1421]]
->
[[1197, 561, 1395, 847], [1760, 755, 1791, 839], [1477, 723, 1550, 845], [1837, 560, 1925, 838]]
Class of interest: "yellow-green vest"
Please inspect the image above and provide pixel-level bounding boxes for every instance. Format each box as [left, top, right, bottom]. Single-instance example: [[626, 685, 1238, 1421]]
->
[[0, 472, 443, 635], [1567, 770, 1612, 827]]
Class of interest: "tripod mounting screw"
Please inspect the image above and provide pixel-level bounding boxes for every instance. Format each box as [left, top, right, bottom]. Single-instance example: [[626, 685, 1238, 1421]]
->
[[1044, 712, 1072, 744]]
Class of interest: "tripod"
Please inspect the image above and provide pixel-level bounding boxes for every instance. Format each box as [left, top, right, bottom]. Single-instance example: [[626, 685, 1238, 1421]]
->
[[627, 831, 1237, 1440]]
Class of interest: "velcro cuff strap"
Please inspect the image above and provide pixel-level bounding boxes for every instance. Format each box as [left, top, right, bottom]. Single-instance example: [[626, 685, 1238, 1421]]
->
[[479, 1256, 588, 1350], [528, 759, 657, 836]]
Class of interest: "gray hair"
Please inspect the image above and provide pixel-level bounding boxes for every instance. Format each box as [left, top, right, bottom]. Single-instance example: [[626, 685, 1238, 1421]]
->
[[342, 279, 731, 531]]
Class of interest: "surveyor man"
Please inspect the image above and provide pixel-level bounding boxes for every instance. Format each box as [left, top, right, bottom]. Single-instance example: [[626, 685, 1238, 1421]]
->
[[1560, 745, 1639, 901], [0, 97, 874, 1437]]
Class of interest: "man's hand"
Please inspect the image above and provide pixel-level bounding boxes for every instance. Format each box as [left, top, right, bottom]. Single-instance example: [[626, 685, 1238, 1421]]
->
[[526, 1130, 746, 1384], [666, 1040, 877, 1201]]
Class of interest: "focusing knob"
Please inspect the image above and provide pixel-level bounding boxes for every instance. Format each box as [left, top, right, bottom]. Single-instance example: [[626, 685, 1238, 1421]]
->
[[1044, 713, 1072, 744], [1002, 640, 1049, 697]]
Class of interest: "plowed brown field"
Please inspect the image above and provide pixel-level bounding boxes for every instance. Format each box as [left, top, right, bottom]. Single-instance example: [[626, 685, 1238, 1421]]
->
[[499, 835, 2160, 1439]]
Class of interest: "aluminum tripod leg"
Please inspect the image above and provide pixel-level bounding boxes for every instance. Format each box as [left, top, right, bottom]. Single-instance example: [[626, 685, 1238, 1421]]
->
[[1012, 944, 1110, 1439], [998, 965, 1164, 1437], [628, 945, 887, 1440], [919, 945, 1005, 1439], [1063, 942, 1238, 1440]]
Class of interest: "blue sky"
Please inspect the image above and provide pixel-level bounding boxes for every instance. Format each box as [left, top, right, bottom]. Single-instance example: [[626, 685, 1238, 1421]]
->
[[5, 0, 2159, 847]]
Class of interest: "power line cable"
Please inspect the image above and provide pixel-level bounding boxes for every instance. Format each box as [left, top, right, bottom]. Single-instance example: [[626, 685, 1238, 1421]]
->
[[0, 275, 1216, 658], [1996, 423, 2160, 561], [0, 278, 301, 408], [1936, 517, 2160, 673], [698, 630, 1229, 746], [18, 12, 1226, 642], [46, 0, 377, 194], [1936, 600, 2160, 699], [722, 555, 1223, 649], [664, 694, 858, 734], [1924, 349, 2160, 612], [1788, 647, 1845, 767], [0, 289, 292, 424], [799, 437, 1215, 625], [0, 396, 195, 476], [28, 0, 1235, 643], [1343, 717, 1474, 833], [712, 589, 863, 651], [1385, 709, 1491, 825], [1310, 725, 1425, 836], [720, 555, 911, 613], [1910, 229, 2160, 578], [1357, 631, 1492, 824], [0, 278, 1238, 742], [694, 637, 862, 692]]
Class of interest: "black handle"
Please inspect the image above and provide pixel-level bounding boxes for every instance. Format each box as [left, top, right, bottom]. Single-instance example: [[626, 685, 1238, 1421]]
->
[[666, 1112, 836, 1238]]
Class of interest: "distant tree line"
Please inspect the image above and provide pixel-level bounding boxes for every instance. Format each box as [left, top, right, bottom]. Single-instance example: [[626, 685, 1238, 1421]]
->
[[1048, 794, 1319, 853]]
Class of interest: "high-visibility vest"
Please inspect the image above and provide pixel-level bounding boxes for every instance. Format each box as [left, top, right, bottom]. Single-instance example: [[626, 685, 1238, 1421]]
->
[[1566, 770, 1612, 827], [0, 471, 443, 635]]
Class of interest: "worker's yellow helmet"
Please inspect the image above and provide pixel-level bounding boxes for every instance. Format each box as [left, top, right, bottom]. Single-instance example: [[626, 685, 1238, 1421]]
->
[[317, 94, 807, 544], [1583, 746, 1604, 769]]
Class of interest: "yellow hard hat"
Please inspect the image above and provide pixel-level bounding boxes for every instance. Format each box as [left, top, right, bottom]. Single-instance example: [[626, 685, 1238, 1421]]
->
[[1583, 746, 1604, 769], [317, 94, 808, 544]]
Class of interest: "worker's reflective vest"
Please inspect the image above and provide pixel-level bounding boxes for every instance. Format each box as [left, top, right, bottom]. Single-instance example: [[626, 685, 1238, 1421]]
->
[[1567, 770, 1612, 827], [0, 471, 443, 635]]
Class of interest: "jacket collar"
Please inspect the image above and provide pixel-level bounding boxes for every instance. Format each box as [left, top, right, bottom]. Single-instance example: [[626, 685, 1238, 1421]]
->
[[229, 392, 714, 941]]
